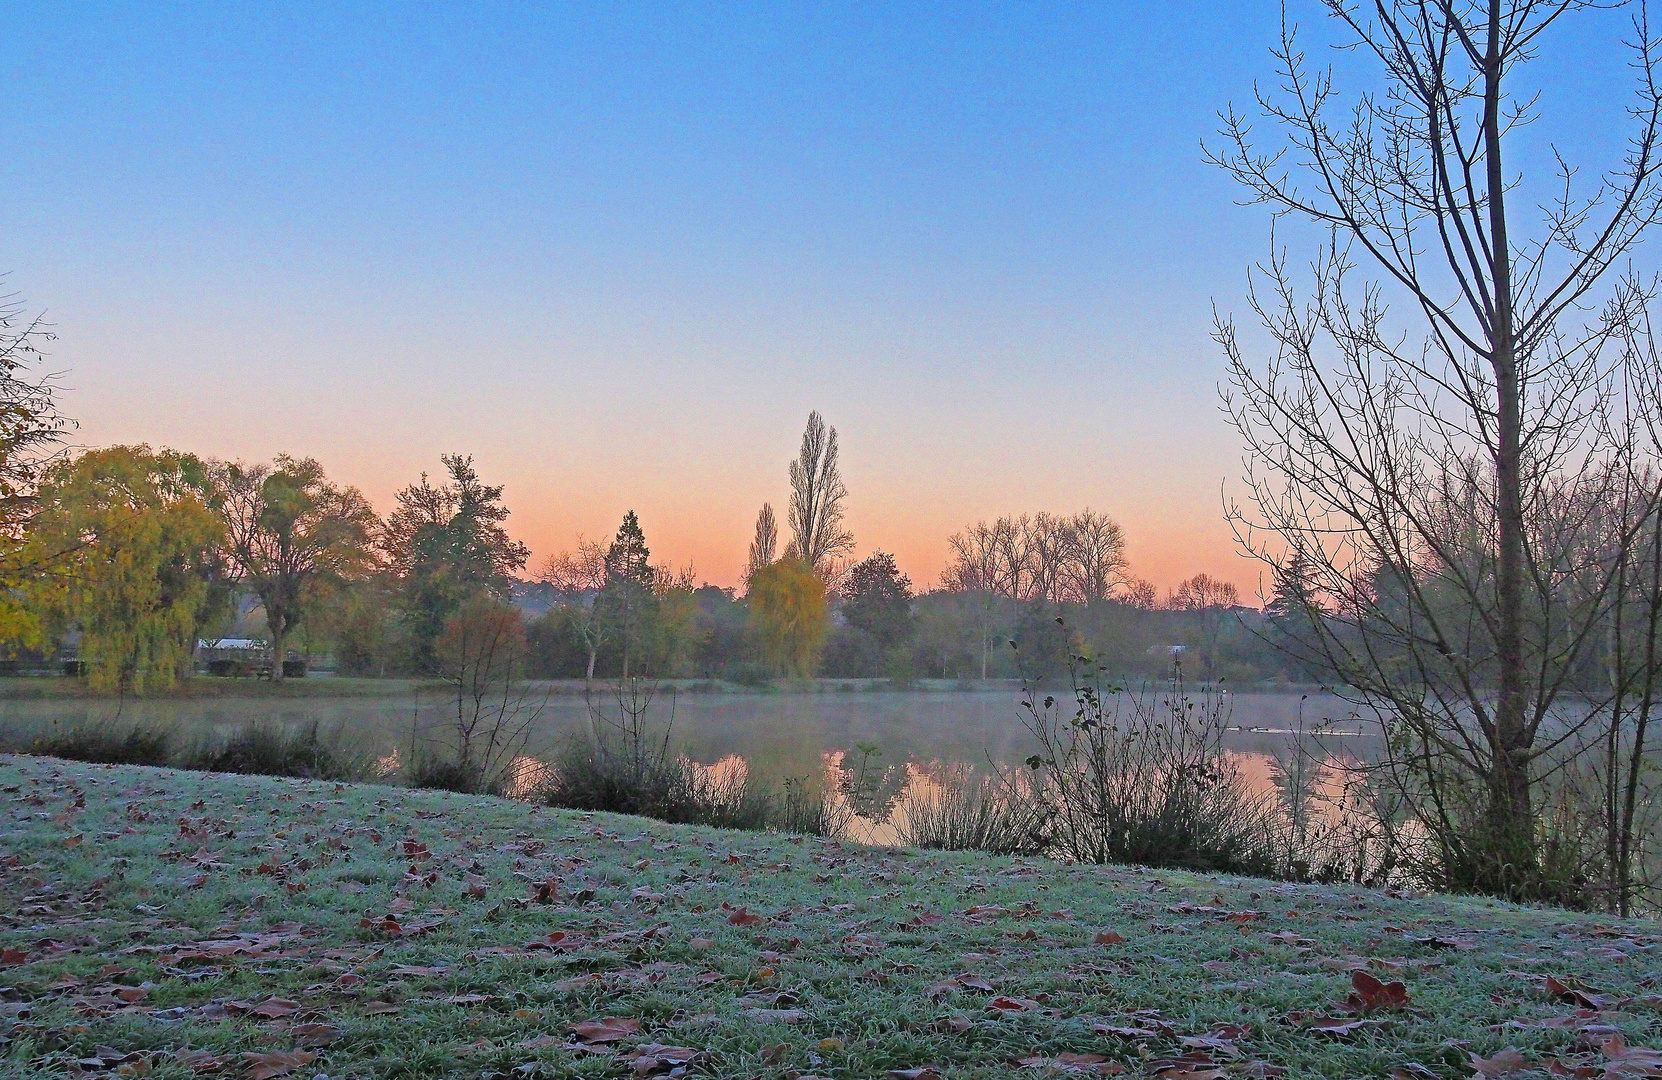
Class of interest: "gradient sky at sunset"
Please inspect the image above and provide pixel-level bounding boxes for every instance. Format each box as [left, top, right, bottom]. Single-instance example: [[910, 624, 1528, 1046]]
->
[[2, 3, 1646, 600]]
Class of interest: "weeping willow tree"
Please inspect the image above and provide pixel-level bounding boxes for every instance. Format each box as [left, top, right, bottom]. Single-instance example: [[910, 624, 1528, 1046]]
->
[[1211, 0, 1662, 903], [747, 557, 828, 678], [27, 447, 227, 693]]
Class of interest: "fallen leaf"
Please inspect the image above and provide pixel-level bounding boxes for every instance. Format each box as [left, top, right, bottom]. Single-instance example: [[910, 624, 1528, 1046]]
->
[[622, 1043, 700, 1075], [1546, 976, 1623, 1011], [572, 1017, 642, 1044], [1347, 970, 1410, 1012], [1468, 1047, 1530, 1078], [727, 907, 765, 927], [1601, 1034, 1662, 1078], [986, 996, 1045, 1013], [1094, 930, 1127, 945], [289, 1023, 341, 1048], [250, 998, 299, 1018], [242, 1050, 316, 1079], [1307, 1016, 1389, 1037]]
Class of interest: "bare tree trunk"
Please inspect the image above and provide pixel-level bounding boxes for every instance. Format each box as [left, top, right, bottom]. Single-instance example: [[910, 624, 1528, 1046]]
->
[[1483, 1, 1532, 881], [269, 609, 288, 684]]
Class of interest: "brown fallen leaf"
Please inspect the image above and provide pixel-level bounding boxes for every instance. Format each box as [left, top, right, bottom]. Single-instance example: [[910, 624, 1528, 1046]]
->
[[986, 996, 1046, 1013], [289, 1022, 342, 1048], [1347, 970, 1410, 1013], [889, 1069, 945, 1080], [1546, 976, 1624, 1011], [1150, 1051, 1230, 1080], [623, 1043, 700, 1075], [1094, 930, 1127, 945], [1601, 1033, 1662, 1078], [572, 1017, 642, 1044], [1468, 1047, 1530, 1078], [242, 1049, 316, 1080], [727, 906, 765, 927], [249, 998, 299, 1018], [1016, 1052, 1124, 1074], [1307, 1016, 1389, 1037]]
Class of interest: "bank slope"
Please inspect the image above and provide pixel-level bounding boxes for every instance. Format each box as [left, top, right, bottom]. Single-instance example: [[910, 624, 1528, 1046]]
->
[[2, 756, 1659, 1080]]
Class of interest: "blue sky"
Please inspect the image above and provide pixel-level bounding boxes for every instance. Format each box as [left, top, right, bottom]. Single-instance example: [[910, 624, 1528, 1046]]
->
[[1, 2, 1648, 591]]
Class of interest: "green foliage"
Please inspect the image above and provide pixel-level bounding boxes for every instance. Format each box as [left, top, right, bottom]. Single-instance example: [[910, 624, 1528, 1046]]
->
[[26, 446, 227, 693], [596, 510, 659, 677], [382, 455, 528, 672], [214, 455, 379, 679], [747, 557, 828, 677], [842, 551, 913, 650], [603, 510, 653, 589]]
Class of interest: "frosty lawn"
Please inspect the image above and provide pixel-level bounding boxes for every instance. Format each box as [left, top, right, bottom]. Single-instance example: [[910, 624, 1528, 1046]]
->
[[3, 755, 1661, 1079]]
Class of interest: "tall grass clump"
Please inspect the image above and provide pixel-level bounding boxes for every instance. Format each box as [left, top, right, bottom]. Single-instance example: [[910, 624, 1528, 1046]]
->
[[897, 767, 1050, 856], [1018, 651, 1279, 876], [182, 721, 368, 781], [544, 680, 841, 834]]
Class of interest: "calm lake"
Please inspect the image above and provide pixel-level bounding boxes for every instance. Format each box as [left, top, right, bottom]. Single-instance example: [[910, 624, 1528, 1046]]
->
[[0, 684, 1373, 841]]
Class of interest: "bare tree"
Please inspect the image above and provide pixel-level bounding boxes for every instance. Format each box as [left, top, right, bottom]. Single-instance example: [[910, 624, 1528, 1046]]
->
[[944, 521, 1006, 678], [1211, 0, 1662, 898], [1025, 512, 1071, 607], [746, 503, 778, 584], [543, 536, 608, 687], [430, 596, 545, 794], [1058, 508, 1131, 604], [1167, 573, 1240, 611], [786, 411, 855, 582], [0, 285, 70, 535]]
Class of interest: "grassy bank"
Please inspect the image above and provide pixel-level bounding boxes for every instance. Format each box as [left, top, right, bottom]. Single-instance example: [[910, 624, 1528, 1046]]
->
[[2, 758, 1660, 1080]]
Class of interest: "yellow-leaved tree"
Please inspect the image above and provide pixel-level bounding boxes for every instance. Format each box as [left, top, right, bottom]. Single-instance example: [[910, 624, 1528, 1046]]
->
[[747, 557, 827, 678], [27, 446, 226, 692]]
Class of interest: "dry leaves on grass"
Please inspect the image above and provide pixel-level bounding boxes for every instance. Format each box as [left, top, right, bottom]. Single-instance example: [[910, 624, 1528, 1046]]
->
[[1601, 1034, 1662, 1078]]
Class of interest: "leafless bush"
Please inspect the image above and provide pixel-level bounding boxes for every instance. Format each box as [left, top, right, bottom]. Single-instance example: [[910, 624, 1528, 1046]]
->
[[1019, 658, 1279, 875], [411, 597, 546, 794]]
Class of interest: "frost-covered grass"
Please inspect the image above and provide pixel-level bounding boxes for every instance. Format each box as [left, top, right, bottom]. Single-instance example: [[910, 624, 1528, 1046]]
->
[[3, 754, 1660, 1079]]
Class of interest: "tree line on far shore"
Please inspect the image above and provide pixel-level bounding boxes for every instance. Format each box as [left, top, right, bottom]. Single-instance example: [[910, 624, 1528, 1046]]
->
[[0, 399, 1285, 692]]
